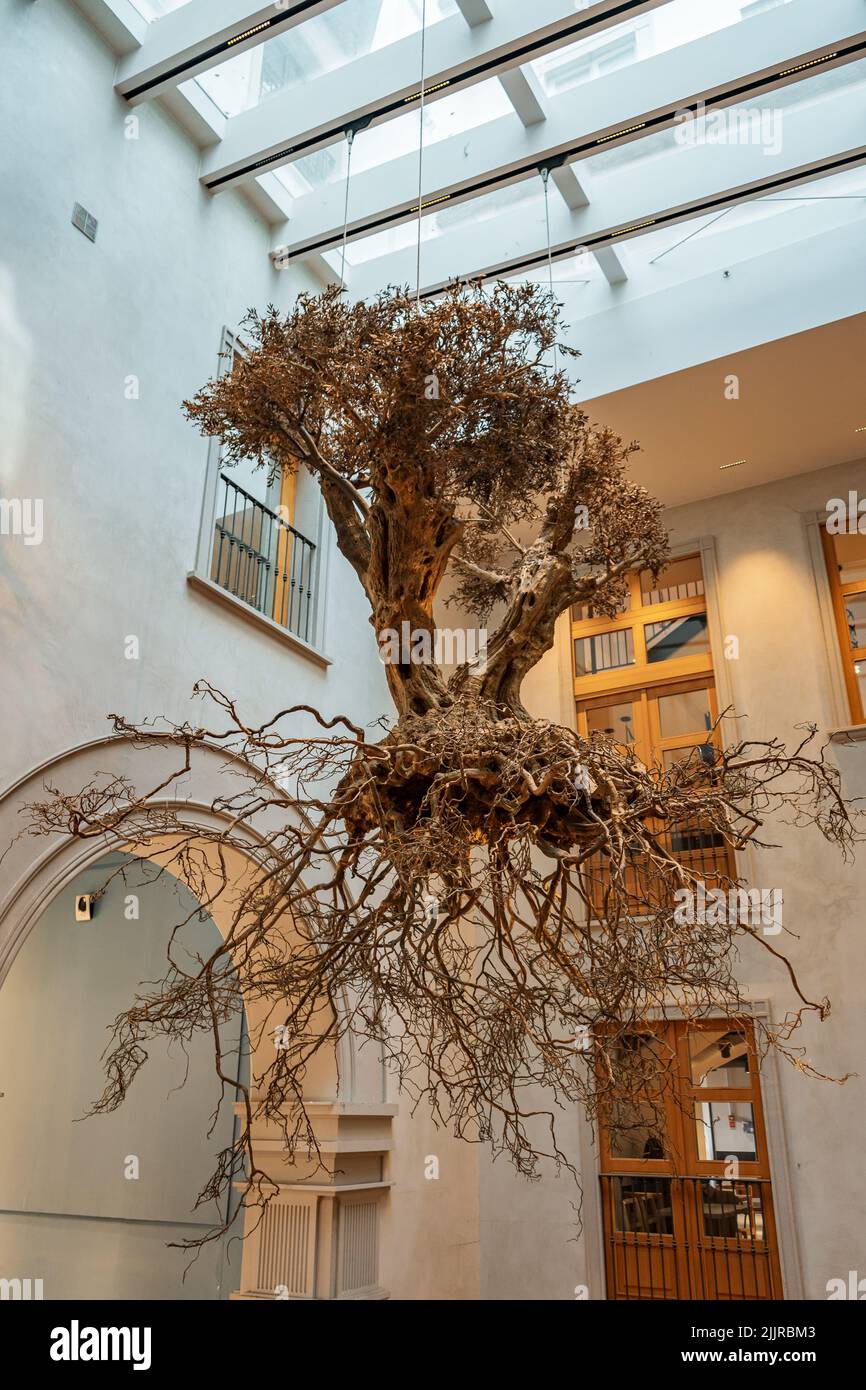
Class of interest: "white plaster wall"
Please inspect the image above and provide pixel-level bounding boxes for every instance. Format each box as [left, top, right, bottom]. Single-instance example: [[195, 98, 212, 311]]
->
[[469, 457, 866, 1300], [0, 0, 390, 795], [660, 456, 866, 1300], [380, 1104, 481, 1302]]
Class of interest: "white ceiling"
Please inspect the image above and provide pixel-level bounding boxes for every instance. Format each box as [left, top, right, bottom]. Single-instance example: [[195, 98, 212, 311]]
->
[[585, 310, 866, 507]]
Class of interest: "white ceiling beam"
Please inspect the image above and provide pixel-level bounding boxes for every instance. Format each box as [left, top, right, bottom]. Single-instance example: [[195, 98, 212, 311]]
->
[[292, 251, 344, 289], [270, 243, 351, 293], [551, 165, 590, 210], [116, 0, 347, 104], [344, 81, 866, 297], [594, 246, 628, 285], [455, 0, 494, 25], [498, 67, 547, 127], [70, 0, 146, 55], [159, 77, 227, 145], [199, 0, 670, 190], [243, 173, 293, 226], [275, 0, 866, 257]]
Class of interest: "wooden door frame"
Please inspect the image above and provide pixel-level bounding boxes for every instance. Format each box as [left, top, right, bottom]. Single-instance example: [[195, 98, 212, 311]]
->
[[592, 1006, 800, 1295], [821, 524, 866, 723]]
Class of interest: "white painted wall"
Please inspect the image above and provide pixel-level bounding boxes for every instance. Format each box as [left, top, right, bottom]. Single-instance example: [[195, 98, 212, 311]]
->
[[0, 0, 391, 796], [661, 457, 866, 1300]]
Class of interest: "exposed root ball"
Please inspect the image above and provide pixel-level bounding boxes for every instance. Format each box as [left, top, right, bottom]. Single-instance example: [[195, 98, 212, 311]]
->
[[337, 701, 618, 851]]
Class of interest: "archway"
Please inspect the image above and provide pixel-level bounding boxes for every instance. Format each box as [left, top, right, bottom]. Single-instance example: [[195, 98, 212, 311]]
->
[[0, 850, 245, 1299], [0, 736, 393, 1300]]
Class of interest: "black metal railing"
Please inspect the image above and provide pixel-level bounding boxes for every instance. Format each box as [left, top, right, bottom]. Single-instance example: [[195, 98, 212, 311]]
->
[[211, 474, 316, 644], [584, 819, 732, 919], [600, 1174, 778, 1300]]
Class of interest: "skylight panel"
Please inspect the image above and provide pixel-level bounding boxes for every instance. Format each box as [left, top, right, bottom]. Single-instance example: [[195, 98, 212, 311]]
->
[[322, 179, 541, 270], [128, 0, 192, 19], [274, 78, 513, 197], [621, 162, 866, 272], [582, 53, 866, 177], [528, 0, 794, 100], [193, 0, 460, 119]]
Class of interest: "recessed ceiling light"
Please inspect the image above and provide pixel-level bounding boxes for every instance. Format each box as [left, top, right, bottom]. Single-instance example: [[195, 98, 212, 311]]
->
[[855, 426, 866, 434], [720, 459, 747, 470]]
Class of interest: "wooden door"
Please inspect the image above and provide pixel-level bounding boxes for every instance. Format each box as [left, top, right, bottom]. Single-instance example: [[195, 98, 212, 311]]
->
[[599, 1020, 784, 1300]]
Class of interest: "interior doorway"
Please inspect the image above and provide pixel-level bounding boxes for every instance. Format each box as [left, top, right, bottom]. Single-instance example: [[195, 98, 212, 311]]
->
[[598, 1019, 784, 1300], [0, 852, 246, 1300]]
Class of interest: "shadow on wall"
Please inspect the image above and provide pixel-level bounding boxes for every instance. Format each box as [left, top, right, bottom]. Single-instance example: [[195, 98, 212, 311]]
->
[[0, 852, 247, 1300]]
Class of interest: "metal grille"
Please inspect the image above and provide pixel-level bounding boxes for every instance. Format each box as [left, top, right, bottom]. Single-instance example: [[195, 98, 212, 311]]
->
[[600, 1175, 779, 1300], [211, 474, 316, 643], [574, 628, 636, 675], [337, 1200, 379, 1295], [584, 820, 733, 919], [256, 1200, 313, 1297]]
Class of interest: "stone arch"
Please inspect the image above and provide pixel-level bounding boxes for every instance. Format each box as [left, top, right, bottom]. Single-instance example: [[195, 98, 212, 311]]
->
[[0, 735, 393, 1299], [0, 733, 366, 1097]]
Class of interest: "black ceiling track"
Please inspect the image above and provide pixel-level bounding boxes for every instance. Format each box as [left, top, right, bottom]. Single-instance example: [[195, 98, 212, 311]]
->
[[123, 0, 332, 101], [201, 0, 672, 189], [417, 146, 866, 297], [276, 38, 866, 259]]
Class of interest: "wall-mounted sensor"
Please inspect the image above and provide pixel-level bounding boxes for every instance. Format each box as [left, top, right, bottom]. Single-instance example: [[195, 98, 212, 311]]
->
[[71, 203, 98, 243], [75, 894, 95, 921]]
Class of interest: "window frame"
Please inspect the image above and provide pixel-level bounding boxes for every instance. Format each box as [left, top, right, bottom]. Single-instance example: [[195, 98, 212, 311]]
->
[[572, 555, 712, 702], [821, 524, 866, 725], [598, 1019, 770, 1181], [191, 328, 328, 659], [576, 677, 720, 769]]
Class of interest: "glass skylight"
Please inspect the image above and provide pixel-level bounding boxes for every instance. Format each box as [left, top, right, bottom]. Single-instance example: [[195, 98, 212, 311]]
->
[[316, 43, 866, 288], [627, 163, 866, 272], [502, 163, 866, 333], [582, 53, 866, 178], [275, 78, 513, 198], [194, 0, 459, 119], [147, 0, 862, 351], [529, 0, 794, 100], [322, 179, 542, 270], [128, 0, 192, 19]]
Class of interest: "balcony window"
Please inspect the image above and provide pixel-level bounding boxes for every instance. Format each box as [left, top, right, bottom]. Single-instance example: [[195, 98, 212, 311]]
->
[[192, 330, 322, 651], [573, 555, 734, 909], [210, 472, 317, 646]]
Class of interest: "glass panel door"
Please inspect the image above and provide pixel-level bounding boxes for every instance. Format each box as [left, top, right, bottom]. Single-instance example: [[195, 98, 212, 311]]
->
[[599, 1020, 784, 1300]]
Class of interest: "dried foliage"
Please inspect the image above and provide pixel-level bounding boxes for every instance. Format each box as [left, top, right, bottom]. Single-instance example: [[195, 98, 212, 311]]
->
[[21, 283, 859, 1250]]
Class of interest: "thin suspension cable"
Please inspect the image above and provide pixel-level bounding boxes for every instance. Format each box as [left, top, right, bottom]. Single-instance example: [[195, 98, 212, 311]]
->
[[540, 166, 558, 374], [339, 126, 356, 294], [650, 193, 866, 267], [649, 207, 732, 265], [415, 0, 428, 308]]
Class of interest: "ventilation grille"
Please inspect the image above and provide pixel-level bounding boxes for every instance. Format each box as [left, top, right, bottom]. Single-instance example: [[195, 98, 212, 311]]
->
[[256, 1199, 313, 1297], [71, 203, 98, 243], [337, 1200, 379, 1295]]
